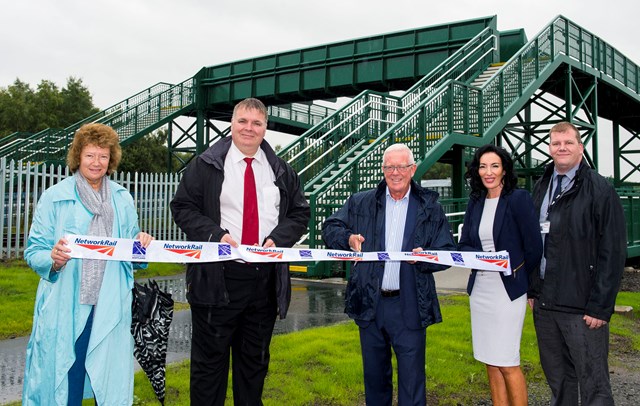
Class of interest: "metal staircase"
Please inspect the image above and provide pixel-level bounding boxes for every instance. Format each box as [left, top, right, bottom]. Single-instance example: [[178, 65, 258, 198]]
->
[[279, 26, 499, 192], [0, 79, 196, 164], [299, 15, 640, 254], [470, 63, 504, 87], [275, 26, 497, 255]]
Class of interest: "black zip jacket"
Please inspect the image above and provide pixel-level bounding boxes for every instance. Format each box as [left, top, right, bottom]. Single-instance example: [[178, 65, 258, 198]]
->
[[529, 160, 626, 321], [170, 137, 310, 318]]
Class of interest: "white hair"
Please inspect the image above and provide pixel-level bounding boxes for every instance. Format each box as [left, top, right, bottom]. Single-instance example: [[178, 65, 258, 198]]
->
[[382, 143, 414, 164]]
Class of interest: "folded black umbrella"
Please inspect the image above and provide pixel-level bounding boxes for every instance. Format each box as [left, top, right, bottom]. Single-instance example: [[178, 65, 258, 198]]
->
[[131, 280, 174, 405]]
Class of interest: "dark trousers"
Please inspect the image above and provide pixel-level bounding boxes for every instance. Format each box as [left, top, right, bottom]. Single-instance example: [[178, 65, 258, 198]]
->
[[68, 307, 95, 406], [533, 302, 614, 406], [358, 295, 427, 406], [190, 262, 277, 406]]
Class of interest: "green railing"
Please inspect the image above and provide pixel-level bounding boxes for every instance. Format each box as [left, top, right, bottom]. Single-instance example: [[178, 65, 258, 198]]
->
[[0, 131, 32, 149], [279, 26, 498, 192], [268, 103, 336, 128], [619, 189, 640, 257], [306, 15, 640, 249], [0, 79, 196, 164]]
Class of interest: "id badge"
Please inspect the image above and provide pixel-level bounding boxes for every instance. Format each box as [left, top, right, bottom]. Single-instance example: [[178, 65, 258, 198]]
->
[[540, 221, 550, 234]]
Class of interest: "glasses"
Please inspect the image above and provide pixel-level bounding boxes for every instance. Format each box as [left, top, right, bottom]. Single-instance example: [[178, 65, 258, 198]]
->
[[382, 164, 415, 174]]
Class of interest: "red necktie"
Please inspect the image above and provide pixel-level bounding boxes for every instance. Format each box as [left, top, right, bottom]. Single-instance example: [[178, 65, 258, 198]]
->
[[241, 158, 259, 245]]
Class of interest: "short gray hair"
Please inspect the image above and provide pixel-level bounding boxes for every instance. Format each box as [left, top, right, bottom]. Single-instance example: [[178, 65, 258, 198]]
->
[[382, 143, 414, 164]]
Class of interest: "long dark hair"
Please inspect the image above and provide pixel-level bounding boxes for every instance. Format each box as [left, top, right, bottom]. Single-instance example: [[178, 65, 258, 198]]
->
[[465, 144, 518, 199]]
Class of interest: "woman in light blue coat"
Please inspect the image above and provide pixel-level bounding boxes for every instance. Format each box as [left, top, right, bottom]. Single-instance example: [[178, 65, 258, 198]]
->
[[22, 123, 153, 405]]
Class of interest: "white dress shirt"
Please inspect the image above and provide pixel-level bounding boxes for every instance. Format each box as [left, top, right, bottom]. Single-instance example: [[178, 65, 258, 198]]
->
[[381, 187, 410, 291], [220, 142, 280, 244]]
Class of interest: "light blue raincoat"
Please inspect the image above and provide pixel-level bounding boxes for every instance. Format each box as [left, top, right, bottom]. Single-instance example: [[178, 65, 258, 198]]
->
[[23, 176, 141, 405]]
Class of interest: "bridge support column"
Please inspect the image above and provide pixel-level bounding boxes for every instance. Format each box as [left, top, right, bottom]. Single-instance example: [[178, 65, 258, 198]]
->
[[499, 65, 601, 183]]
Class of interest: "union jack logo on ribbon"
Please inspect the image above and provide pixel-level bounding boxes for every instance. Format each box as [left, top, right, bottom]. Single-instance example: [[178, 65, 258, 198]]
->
[[218, 244, 232, 256], [377, 252, 390, 261], [132, 241, 146, 259], [450, 252, 465, 265], [299, 250, 313, 259]]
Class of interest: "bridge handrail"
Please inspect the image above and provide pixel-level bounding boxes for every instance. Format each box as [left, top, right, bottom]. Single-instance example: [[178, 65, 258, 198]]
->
[[267, 103, 336, 127], [279, 27, 497, 162], [402, 27, 497, 111], [0, 132, 32, 149], [0, 79, 196, 163], [0, 82, 175, 156], [279, 26, 498, 188], [306, 14, 640, 247]]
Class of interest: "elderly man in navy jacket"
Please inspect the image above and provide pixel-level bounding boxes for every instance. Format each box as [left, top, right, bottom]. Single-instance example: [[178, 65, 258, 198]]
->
[[322, 143, 455, 406]]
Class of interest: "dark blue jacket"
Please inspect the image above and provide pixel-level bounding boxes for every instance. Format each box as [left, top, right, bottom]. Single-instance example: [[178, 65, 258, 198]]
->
[[458, 189, 542, 300], [322, 180, 456, 329]]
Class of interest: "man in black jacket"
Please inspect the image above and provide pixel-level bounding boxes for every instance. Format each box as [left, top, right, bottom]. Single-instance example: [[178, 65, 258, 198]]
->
[[322, 143, 455, 406], [529, 121, 626, 405], [170, 98, 310, 405]]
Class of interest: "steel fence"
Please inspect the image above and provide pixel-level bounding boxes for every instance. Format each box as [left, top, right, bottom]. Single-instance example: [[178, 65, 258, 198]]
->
[[1, 157, 184, 259]]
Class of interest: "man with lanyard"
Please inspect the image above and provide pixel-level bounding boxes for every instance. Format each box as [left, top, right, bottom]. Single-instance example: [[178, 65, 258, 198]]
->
[[528, 121, 626, 405]]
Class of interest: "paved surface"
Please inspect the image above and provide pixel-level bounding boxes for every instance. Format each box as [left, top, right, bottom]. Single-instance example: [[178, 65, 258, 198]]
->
[[0, 267, 469, 405]]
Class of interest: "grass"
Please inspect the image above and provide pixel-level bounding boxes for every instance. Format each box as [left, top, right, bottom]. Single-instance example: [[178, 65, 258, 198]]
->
[[1, 259, 638, 405], [129, 295, 549, 405], [125, 294, 640, 405], [0, 259, 185, 339]]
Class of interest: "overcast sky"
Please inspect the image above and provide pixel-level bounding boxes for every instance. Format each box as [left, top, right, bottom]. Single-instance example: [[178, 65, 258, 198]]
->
[[2, 0, 638, 109], [2, 0, 639, 175]]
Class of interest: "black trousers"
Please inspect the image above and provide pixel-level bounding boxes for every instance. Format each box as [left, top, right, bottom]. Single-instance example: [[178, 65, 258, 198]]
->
[[533, 301, 614, 406], [190, 262, 277, 406]]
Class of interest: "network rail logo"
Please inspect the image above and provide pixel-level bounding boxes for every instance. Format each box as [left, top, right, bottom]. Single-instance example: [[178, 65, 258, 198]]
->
[[327, 251, 364, 261], [246, 247, 284, 259], [74, 237, 117, 256], [407, 251, 439, 261], [163, 243, 203, 259], [476, 253, 509, 269]]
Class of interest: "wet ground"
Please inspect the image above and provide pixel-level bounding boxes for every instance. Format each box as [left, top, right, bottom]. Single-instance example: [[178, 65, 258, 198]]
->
[[0, 277, 351, 405], [0, 266, 472, 405]]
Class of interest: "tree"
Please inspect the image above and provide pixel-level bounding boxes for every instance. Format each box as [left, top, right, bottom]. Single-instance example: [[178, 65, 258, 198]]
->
[[0, 79, 36, 134], [60, 77, 99, 125], [422, 162, 451, 180], [0, 77, 98, 137], [33, 80, 63, 130], [119, 128, 174, 174]]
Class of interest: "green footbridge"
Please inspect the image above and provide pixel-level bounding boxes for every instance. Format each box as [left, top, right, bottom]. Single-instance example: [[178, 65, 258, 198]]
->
[[2, 15, 639, 273]]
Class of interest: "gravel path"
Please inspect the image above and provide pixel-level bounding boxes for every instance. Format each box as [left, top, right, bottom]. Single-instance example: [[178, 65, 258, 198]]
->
[[528, 268, 640, 406]]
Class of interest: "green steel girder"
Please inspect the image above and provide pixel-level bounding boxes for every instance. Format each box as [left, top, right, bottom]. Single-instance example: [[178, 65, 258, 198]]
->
[[612, 123, 640, 185], [301, 15, 640, 266], [197, 16, 498, 111], [498, 67, 599, 187]]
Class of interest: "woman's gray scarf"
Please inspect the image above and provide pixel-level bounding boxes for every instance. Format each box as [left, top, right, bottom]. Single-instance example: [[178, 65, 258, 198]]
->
[[75, 172, 114, 305]]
